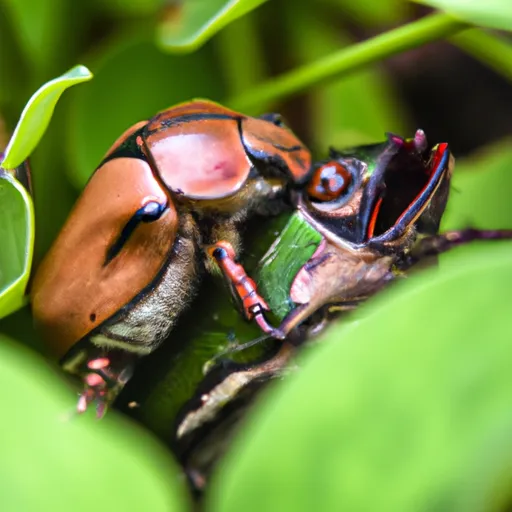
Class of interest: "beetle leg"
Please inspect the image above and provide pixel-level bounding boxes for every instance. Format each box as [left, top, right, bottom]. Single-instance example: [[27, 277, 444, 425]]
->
[[206, 241, 285, 339], [402, 228, 512, 269], [63, 346, 137, 417]]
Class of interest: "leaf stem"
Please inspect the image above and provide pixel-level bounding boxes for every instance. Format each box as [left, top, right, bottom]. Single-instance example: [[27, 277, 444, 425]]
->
[[227, 12, 471, 113]]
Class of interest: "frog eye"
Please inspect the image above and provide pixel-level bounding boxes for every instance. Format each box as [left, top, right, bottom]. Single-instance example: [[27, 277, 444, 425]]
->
[[307, 161, 353, 204]]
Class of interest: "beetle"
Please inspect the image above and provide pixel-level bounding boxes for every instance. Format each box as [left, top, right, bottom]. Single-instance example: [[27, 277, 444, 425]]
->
[[214, 130, 512, 343], [31, 99, 311, 414]]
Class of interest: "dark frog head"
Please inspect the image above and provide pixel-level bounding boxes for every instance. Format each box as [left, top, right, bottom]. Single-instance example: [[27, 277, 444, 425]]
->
[[256, 130, 454, 336], [299, 130, 454, 251]]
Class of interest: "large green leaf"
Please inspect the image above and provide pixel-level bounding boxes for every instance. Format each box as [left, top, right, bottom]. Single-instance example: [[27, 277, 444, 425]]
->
[[1, 65, 92, 170], [413, 0, 512, 31], [67, 37, 224, 188], [156, 0, 268, 53], [207, 241, 512, 511], [0, 334, 190, 511], [0, 172, 34, 318]]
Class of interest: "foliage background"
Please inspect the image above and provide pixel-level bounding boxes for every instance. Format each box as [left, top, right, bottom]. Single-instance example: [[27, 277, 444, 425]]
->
[[1, 0, 512, 510]]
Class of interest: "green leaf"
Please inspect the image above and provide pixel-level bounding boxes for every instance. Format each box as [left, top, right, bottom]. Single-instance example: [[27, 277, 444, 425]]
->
[[0, 172, 34, 319], [1, 65, 93, 170], [324, 0, 408, 27], [214, 13, 267, 98], [67, 38, 224, 188], [413, 0, 512, 31], [441, 139, 512, 231], [1, 0, 66, 72], [91, 0, 163, 16], [0, 334, 190, 510], [207, 241, 512, 511], [156, 0, 268, 53]]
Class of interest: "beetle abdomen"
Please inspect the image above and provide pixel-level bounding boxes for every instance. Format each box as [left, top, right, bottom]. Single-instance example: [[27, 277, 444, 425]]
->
[[89, 221, 199, 355], [31, 157, 177, 358]]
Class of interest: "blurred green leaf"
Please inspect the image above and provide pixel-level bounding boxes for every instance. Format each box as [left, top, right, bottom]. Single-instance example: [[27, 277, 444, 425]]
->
[[0, 334, 190, 511], [0, 173, 34, 319], [287, 4, 407, 152], [413, 0, 512, 31], [441, 139, 512, 231], [0, 9, 28, 109], [67, 38, 225, 188], [92, 0, 163, 16], [323, 0, 408, 27], [156, 0, 268, 53], [1, 0, 66, 74], [450, 29, 512, 83], [228, 13, 468, 112], [2, 65, 93, 169], [208, 241, 512, 511], [29, 105, 79, 259], [215, 13, 267, 98]]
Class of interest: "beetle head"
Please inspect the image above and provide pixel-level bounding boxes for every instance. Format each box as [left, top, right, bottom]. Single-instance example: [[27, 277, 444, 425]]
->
[[299, 130, 454, 251]]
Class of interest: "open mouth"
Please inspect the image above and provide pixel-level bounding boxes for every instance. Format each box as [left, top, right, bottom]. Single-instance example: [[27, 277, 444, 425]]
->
[[360, 136, 450, 243]]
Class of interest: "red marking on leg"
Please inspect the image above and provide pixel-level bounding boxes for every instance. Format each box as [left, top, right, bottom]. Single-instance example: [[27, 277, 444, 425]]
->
[[87, 357, 110, 370], [85, 373, 105, 387], [208, 241, 270, 319]]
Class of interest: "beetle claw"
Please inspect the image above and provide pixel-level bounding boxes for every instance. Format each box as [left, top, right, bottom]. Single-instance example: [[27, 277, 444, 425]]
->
[[252, 308, 286, 340], [68, 352, 136, 418], [76, 372, 110, 418]]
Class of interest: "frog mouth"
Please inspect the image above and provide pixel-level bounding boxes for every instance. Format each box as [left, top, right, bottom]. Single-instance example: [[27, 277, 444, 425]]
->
[[358, 134, 451, 244]]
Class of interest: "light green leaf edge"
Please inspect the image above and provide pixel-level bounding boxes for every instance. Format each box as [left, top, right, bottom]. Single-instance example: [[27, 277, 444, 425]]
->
[[156, 0, 269, 54], [412, 0, 512, 32], [2, 65, 93, 169], [0, 173, 34, 318]]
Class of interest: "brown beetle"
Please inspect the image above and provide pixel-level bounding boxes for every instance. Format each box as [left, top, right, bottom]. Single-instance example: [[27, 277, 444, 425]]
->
[[31, 100, 311, 414]]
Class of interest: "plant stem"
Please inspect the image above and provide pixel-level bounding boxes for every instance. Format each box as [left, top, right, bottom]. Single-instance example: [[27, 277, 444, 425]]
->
[[227, 12, 471, 113], [450, 29, 512, 83]]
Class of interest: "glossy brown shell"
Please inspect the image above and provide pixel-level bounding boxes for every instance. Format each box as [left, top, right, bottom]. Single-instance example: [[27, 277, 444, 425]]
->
[[31, 157, 177, 357], [143, 100, 311, 199], [32, 100, 310, 358]]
